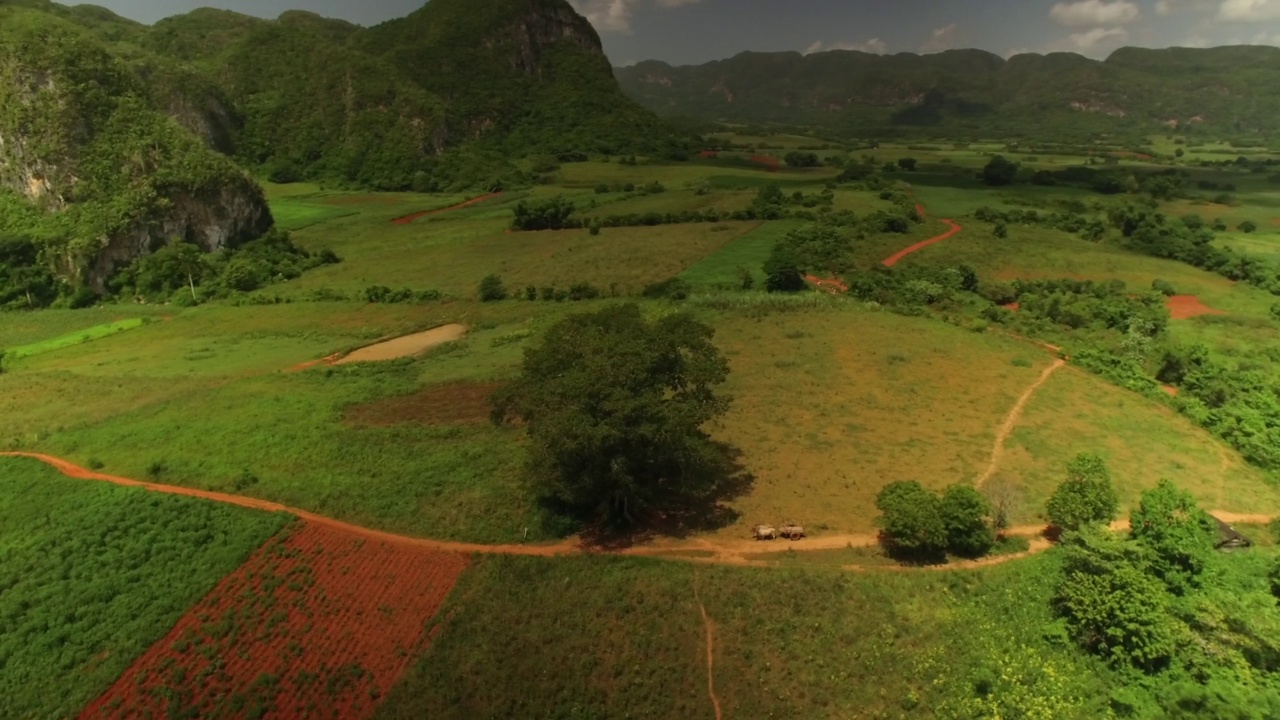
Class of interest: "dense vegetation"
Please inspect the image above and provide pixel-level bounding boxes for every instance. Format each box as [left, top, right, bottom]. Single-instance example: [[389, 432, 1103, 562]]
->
[[0, 457, 288, 719], [616, 46, 1280, 144]]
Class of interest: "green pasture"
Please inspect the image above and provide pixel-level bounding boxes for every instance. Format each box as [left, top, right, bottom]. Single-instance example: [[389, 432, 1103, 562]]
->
[[0, 457, 288, 719], [378, 552, 1116, 719]]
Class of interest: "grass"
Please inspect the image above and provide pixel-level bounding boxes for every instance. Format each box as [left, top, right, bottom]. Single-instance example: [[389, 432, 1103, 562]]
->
[[705, 305, 1053, 536], [376, 551, 1114, 719], [678, 220, 798, 288], [0, 456, 289, 719], [7, 318, 150, 359]]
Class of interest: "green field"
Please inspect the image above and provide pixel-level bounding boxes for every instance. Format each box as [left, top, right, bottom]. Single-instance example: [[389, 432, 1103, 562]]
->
[[0, 457, 288, 718], [6, 133, 1280, 718]]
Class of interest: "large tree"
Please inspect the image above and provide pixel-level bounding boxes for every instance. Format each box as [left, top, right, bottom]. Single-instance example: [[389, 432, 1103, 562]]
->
[[940, 484, 995, 558], [981, 155, 1020, 187], [491, 304, 732, 527], [1129, 480, 1217, 594]]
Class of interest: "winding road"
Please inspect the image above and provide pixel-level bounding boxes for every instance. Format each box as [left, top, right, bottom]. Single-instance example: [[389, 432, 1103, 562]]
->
[[390, 192, 503, 225]]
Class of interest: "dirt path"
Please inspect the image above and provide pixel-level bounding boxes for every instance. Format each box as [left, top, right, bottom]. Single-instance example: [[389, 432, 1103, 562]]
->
[[976, 359, 1067, 489], [693, 573, 723, 720], [883, 218, 963, 268], [6, 452, 1267, 571], [805, 274, 848, 293], [390, 192, 503, 225]]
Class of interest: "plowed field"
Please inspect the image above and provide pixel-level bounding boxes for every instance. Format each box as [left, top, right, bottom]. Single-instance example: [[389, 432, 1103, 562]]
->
[[81, 523, 469, 720]]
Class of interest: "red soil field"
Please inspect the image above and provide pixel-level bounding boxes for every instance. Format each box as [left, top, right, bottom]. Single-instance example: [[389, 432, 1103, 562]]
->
[[915, 203, 926, 218], [882, 218, 964, 267], [390, 192, 502, 225], [697, 150, 719, 159], [80, 523, 469, 720], [1166, 294, 1225, 320], [750, 155, 779, 172]]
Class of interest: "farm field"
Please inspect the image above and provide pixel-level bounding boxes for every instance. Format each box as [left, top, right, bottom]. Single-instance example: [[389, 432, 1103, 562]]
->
[[84, 523, 469, 720], [6, 131, 1280, 718], [0, 457, 289, 719]]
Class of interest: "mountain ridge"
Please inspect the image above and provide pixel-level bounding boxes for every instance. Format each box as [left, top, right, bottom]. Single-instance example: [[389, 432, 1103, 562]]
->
[[615, 45, 1280, 140]]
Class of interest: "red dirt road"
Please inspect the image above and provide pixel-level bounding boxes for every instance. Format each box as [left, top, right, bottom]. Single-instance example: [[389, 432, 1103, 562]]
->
[[805, 274, 848, 293], [883, 218, 963, 267], [82, 523, 469, 720], [750, 155, 780, 172], [390, 192, 502, 225], [5, 452, 1269, 571]]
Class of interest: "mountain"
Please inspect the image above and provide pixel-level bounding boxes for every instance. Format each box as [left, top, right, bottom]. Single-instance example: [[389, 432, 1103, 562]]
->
[[0, 4, 271, 292], [0, 0, 676, 299], [615, 46, 1280, 141]]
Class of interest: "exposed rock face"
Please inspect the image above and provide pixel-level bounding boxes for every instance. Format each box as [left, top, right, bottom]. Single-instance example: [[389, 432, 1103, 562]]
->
[[84, 182, 272, 291]]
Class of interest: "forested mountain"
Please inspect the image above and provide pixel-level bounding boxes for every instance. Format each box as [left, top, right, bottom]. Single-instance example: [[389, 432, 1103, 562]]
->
[[0, 0, 676, 297], [615, 46, 1280, 141]]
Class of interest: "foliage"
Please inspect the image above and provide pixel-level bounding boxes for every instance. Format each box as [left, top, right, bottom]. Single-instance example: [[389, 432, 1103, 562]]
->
[[939, 484, 995, 558], [1046, 453, 1120, 530], [875, 480, 946, 558], [981, 155, 1020, 186], [0, 457, 288, 719], [763, 243, 806, 293], [512, 197, 577, 231], [783, 151, 820, 168], [1129, 480, 1218, 594], [478, 274, 508, 302], [490, 304, 733, 528], [1053, 527, 1179, 672]]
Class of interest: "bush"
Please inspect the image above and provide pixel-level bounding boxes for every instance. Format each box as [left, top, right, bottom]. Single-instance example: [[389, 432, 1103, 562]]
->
[[939, 484, 995, 557], [1046, 453, 1119, 531], [641, 278, 691, 301], [1054, 528, 1178, 672], [1128, 480, 1217, 594], [981, 155, 1020, 186], [763, 243, 806, 293], [875, 481, 946, 559], [512, 197, 578, 231], [479, 275, 508, 302], [1151, 279, 1177, 296], [1239, 220, 1258, 233], [1272, 303, 1280, 322]]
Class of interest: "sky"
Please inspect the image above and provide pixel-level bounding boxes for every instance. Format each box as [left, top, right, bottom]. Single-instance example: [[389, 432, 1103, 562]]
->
[[91, 0, 1280, 66]]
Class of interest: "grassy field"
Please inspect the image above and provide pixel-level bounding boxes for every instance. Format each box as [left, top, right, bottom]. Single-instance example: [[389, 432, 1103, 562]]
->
[[376, 552, 1113, 719], [0, 457, 289, 719]]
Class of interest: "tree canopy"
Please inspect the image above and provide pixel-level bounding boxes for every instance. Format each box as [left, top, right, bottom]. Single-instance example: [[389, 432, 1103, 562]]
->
[[1046, 453, 1120, 531], [491, 304, 733, 528]]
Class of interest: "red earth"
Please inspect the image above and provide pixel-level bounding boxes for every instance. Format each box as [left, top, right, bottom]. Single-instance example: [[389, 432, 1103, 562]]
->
[[80, 523, 469, 720], [805, 274, 848, 293], [882, 218, 964, 267], [697, 150, 720, 159], [1166, 294, 1225, 320], [390, 192, 502, 225], [1161, 385, 1180, 397], [915, 204, 926, 218], [749, 155, 780, 172], [1003, 302, 1021, 312]]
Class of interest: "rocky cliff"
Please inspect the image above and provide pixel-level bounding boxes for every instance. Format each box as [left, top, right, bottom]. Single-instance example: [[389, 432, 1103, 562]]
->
[[0, 6, 271, 289]]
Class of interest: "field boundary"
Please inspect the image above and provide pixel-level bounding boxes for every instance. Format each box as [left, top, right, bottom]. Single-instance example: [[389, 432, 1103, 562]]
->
[[693, 573, 723, 720], [390, 192, 503, 225]]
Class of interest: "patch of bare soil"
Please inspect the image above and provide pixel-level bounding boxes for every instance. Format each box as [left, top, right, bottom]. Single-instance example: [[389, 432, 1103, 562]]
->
[[334, 324, 466, 365], [344, 382, 505, 427], [1167, 294, 1225, 320]]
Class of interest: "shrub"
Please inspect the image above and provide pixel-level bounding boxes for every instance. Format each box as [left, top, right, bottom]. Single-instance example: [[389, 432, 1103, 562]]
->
[[1239, 220, 1258, 233], [875, 481, 946, 559], [641, 278, 692, 301], [1128, 480, 1217, 594], [736, 266, 755, 291], [763, 244, 806, 293], [479, 275, 508, 302], [1046, 453, 1119, 530], [1054, 528, 1178, 671], [1151, 279, 1177, 296], [939, 484, 995, 557], [981, 155, 1020, 186], [511, 197, 577, 231], [1272, 303, 1280, 322]]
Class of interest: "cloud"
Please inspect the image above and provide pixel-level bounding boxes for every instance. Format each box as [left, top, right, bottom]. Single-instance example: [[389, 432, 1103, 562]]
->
[[1155, 0, 1175, 14], [1050, 0, 1142, 26], [569, 0, 704, 34], [920, 23, 959, 53], [1069, 26, 1130, 48], [1005, 47, 1035, 58], [805, 38, 889, 55], [1218, 0, 1280, 21]]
